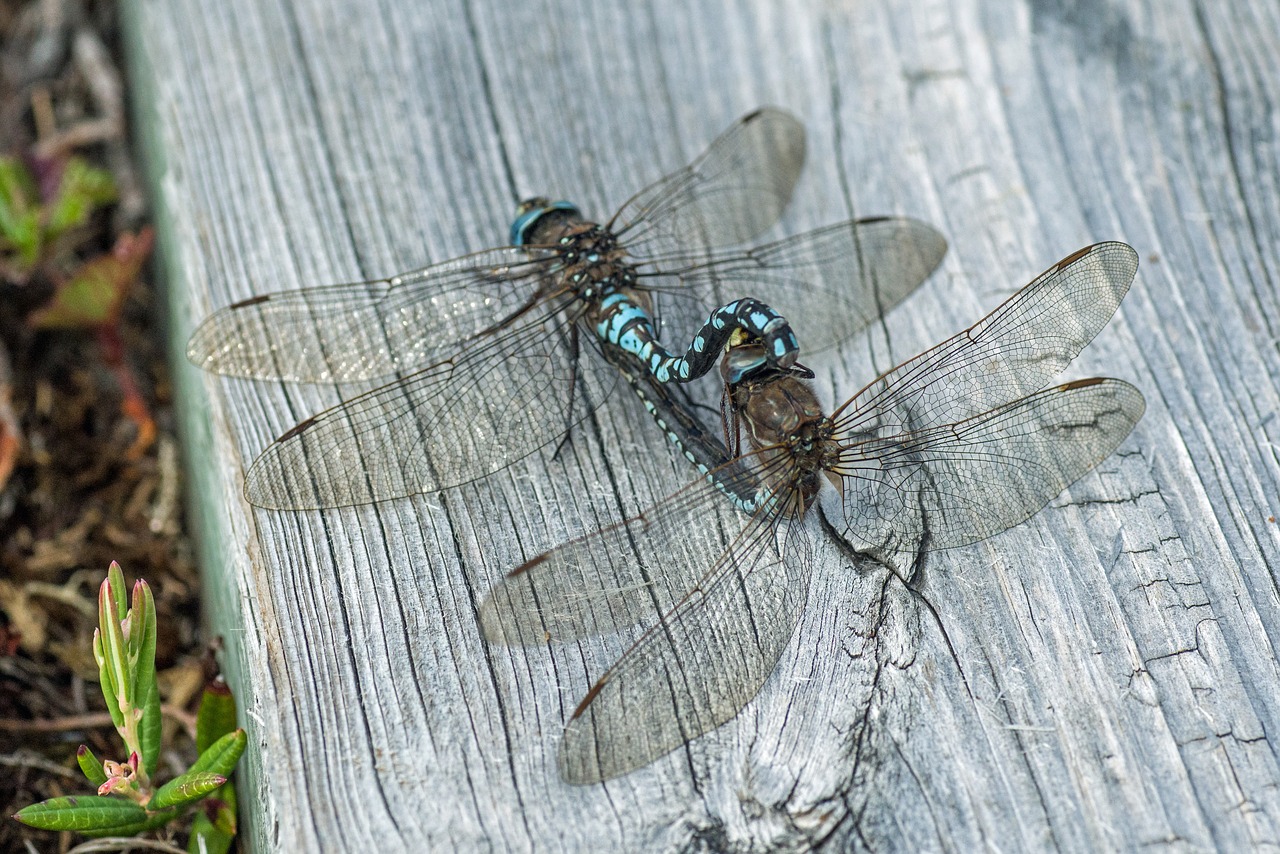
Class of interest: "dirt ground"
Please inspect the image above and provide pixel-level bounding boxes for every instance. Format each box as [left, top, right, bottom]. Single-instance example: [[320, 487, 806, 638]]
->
[[0, 0, 208, 850]]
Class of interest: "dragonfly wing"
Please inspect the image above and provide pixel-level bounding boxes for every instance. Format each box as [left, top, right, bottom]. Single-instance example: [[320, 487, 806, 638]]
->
[[244, 311, 615, 509], [478, 454, 775, 646], [641, 217, 947, 357], [558, 500, 813, 784], [187, 247, 557, 382], [834, 242, 1138, 437], [837, 378, 1146, 557], [608, 108, 806, 260]]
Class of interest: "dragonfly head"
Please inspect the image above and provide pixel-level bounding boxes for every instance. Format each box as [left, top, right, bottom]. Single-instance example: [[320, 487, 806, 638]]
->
[[720, 336, 813, 387], [511, 198, 581, 246], [721, 340, 768, 386], [723, 342, 826, 452]]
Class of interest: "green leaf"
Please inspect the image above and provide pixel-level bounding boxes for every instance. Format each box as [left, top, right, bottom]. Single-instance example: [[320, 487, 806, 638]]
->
[[44, 158, 116, 240], [134, 580, 161, 775], [13, 795, 147, 832], [94, 632, 124, 734], [80, 808, 177, 838], [190, 729, 247, 779], [29, 227, 155, 329], [95, 572, 127, 729], [188, 810, 235, 854], [148, 771, 226, 811], [3, 211, 42, 268], [140, 679, 163, 778], [30, 270, 117, 326], [108, 560, 126, 617], [0, 157, 35, 205], [77, 745, 108, 787], [188, 785, 237, 854], [196, 678, 238, 754], [0, 158, 37, 247], [211, 782, 237, 835]]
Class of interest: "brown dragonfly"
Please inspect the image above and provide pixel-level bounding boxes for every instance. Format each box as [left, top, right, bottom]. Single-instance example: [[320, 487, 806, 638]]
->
[[480, 241, 1145, 783]]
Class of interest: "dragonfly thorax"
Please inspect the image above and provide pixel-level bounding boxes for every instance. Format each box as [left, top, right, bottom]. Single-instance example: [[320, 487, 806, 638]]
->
[[734, 378, 824, 445], [556, 225, 636, 300], [512, 200, 636, 299], [724, 346, 839, 486]]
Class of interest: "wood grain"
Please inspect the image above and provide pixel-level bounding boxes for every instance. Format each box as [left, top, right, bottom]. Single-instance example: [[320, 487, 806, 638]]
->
[[124, 0, 1280, 848]]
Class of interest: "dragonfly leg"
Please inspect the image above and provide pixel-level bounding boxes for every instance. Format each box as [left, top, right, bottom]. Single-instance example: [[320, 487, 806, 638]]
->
[[474, 283, 554, 339], [720, 384, 741, 458], [550, 323, 585, 462], [667, 380, 719, 421]]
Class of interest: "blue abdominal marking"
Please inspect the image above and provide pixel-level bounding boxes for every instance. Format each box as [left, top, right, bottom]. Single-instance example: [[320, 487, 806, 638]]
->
[[596, 293, 799, 384]]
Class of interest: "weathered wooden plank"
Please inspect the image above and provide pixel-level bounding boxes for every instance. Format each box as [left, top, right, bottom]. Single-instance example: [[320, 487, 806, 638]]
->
[[124, 0, 1280, 849]]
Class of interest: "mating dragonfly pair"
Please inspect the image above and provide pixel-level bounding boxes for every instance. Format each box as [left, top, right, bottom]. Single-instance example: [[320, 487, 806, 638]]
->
[[190, 109, 1144, 784]]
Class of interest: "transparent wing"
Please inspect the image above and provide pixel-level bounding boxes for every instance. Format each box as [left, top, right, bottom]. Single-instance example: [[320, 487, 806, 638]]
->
[[638, 217, 947, 358], [244, 312, 615, 509], [558, 496, 812, 784], [478, 452, 780, 646], [833, 242, 1138, 437], [836, 378, 1146, 557], [607, 108, 806, 261], [187, 248, 558, 383]]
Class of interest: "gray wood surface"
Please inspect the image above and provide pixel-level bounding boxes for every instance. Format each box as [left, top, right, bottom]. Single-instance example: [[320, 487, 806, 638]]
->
[[124, 0, 1280, 849]]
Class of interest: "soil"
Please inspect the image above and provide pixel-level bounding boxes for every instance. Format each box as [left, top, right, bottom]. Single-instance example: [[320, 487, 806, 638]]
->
[[0, 1, 207, 850]]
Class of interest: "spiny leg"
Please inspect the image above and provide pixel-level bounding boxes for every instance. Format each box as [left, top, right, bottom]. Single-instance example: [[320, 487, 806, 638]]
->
[[551, 323, 584, 462]]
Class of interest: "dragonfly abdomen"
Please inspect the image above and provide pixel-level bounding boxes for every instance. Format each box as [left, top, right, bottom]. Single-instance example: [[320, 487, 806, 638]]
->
[[599, 344, 765, 514], [598, 294, 799, 384]]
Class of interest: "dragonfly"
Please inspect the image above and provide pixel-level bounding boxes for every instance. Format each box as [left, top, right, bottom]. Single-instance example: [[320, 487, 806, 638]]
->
[[186, 108, 946, 510], [478, 241, 1147, 784]]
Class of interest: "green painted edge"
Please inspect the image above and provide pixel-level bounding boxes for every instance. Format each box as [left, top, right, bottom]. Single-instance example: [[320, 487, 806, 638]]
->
[[118, 2, 264, 848]]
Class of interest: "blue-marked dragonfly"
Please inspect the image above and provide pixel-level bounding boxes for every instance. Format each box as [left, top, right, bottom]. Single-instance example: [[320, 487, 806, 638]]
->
[[479, 242, 1146, 783], [187, 108, 946, 509]]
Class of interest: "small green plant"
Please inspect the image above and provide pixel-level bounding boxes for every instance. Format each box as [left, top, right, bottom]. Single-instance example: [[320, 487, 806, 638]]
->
[[0, 153, 116, 278], [0, 152, 158, 459], [13, 562, 245, 851]]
